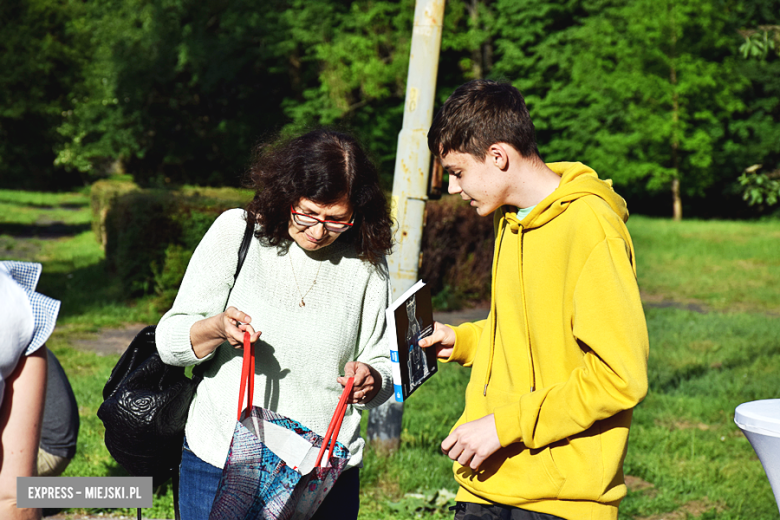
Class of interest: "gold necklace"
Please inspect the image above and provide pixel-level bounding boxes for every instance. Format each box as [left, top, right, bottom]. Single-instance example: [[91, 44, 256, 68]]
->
[[289, 255, 322, 307]]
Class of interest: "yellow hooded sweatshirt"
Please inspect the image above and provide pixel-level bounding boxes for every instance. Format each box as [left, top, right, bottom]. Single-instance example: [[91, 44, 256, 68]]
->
[[447, 162, 649, 520]]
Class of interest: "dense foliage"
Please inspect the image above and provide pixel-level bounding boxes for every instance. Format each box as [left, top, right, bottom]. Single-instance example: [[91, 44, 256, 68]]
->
[[1, 0, 779, 217]]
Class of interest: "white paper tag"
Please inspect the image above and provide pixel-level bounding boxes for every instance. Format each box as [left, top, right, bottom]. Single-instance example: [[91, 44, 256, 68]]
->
[[259, 420, 319, 473]]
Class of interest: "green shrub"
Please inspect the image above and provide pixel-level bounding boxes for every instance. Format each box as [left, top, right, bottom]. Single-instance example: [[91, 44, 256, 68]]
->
[[101, 185, 251, 301], [105, 190, 180, 295], [151, 244, 194, 310], [89, 179, 140, 248], [420, 196, 494, 309]]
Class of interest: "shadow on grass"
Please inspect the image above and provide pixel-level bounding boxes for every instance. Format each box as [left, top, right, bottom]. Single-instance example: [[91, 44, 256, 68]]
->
[[653, 363, 711, 393], [38, 259, 151, 321], [0, 222, 92, 238], [103, 460, 131, 478], [646, 307, 780, 394], [644, 300, 708, 314]]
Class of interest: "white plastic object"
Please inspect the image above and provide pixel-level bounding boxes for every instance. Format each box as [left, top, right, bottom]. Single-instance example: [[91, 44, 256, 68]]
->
[[735, 399, 780, 514]]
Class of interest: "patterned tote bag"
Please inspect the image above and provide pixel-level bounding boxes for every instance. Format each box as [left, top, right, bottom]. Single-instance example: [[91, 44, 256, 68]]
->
[[209, 332, 353, 520]]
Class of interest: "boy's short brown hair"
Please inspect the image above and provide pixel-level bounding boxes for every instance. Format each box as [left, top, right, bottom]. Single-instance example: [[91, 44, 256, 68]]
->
[[428, 79, 541, 160]]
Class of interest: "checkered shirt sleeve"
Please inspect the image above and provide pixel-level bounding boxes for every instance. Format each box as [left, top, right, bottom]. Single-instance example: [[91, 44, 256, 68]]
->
[[0, 261, 61, 355]]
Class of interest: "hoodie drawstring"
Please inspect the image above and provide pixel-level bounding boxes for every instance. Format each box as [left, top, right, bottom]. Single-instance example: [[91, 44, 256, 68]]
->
[[483, 216, 505, 396], [518, 228, 536, 393], [483, 210, 537, 396]]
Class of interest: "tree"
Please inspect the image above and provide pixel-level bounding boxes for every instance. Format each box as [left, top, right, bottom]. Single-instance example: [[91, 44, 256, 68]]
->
[[280, 0, 415, 183], [739, 25, 780, 60], [51, 0, 420, 187], [489, 0, 780, 220], [440, 0, 496, 81], [541, 0, 748, 220], [489, 0, 582, 150], [730, 1, 780, 215], [0, 0, 85, 189], [55, 0, 294, 187]]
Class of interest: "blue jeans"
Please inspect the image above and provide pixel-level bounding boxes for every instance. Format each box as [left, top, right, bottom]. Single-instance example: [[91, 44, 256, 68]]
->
[[179, 437, 360, 520]]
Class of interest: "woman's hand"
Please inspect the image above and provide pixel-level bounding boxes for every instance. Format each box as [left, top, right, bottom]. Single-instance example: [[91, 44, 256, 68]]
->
[[189, 306, 262, 359], [338, 361, 382, 405], [220, 307, 262, 348]]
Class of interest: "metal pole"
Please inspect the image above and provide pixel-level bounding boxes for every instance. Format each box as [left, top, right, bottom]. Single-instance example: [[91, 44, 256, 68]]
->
[[367, 0, 445, 454]]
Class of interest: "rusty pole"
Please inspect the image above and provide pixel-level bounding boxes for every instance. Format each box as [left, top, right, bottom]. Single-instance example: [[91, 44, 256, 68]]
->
[[367, 0, 445, 453]]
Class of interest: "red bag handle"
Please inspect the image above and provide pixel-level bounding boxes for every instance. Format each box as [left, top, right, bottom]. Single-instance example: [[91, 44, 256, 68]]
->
[[315, 377, 354, 468], [237, 331, 255, 420], [237, 331, 354, 467]]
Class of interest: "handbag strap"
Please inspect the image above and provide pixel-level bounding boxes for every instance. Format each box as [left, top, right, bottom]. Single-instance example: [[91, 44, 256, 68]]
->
[[315, 376, 354, 468], [234, 215, 255, 282]]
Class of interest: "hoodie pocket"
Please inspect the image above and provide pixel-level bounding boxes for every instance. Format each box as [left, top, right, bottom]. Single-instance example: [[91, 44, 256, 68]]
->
[[454, 440, 566, 501]]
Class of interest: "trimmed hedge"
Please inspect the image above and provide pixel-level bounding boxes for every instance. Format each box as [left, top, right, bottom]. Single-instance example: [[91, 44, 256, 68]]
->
[[90, 179, 139, 248], [91, 181, 253, 308]]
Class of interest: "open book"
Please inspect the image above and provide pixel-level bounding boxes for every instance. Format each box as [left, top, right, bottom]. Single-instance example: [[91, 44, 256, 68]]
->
[[386, 280, 438, 402]]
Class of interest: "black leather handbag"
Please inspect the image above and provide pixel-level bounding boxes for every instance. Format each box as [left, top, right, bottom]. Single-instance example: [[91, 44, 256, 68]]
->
[[97, 217, 254, 510], [97, 325, 199, 487]]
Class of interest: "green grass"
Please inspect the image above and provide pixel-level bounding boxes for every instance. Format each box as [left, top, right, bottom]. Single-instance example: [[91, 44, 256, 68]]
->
[[2, 191, 779, 519], [0, 188, 91, 228], [623, 308, 780, 519], [0, 188, 91, 207], [32, 230, 160, 326], [628, 216, 780, 314], [358, 361, 469, 519]]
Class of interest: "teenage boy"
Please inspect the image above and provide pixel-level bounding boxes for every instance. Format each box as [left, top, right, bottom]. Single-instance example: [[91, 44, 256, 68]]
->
[[419, 79, 649, 520]]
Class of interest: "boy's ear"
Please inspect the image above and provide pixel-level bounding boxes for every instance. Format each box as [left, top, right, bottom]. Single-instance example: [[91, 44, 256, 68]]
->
[[487, 143, 510, 171]]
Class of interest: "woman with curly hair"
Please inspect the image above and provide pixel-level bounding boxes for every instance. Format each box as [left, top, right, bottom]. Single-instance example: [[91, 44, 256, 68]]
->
[[156, 128, 394, 520]]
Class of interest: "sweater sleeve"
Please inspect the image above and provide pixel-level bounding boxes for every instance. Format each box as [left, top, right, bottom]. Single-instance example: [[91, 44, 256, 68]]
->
[[447, 319, 487, 367], [156, 209, 247, 367], [493, 237, 649, 448], [351, 261, 394, 410]]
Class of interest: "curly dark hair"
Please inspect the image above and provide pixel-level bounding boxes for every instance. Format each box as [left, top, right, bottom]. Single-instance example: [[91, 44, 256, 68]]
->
[[245, 128, 393, 266]]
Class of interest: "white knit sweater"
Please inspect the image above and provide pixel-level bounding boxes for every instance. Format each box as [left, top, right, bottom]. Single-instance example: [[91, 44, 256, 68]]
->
[[156, 209, 393, 470]]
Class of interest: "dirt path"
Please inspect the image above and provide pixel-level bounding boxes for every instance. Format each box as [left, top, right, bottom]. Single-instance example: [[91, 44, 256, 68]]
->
[[68, 306, 491, 358], [70, 324, 149, 357], [67, 297, 715, 359]]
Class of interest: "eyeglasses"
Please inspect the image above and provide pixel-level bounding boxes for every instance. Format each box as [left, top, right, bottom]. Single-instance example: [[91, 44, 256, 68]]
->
[[290, 205, 355, 233]]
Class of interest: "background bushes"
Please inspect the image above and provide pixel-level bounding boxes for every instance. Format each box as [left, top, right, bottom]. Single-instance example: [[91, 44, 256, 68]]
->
[[93, 187, 496, 312], [92, 181, 252, 308], [420, 195, 494, 309], [5, 0, 779, 220], [90, 179, 139, 248]]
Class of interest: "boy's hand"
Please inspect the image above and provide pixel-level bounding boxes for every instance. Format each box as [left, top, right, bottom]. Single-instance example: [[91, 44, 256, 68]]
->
[[441, 414, 502, 471], [418, 321, 456, 359]]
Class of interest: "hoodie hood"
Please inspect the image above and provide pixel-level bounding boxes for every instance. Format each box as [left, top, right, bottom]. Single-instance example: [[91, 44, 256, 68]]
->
[[505, 162, 629, 232]]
